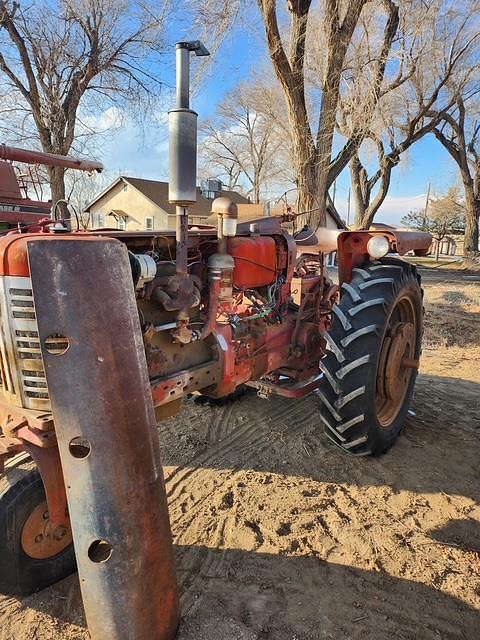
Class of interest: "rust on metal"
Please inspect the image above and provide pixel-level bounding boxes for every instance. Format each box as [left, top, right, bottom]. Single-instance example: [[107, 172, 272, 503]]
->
[[151, 360, 220, 406], [0, 399, 54, 431], [402, 358, 420, 370], [23, 444, 68, 531], [21, 499, 72, 559], [0, 144, 103, 173], [28, 238, 179, 640], [246, 373, 323, 398], [337, 229, 432, 284], [376, 297, 418, 428]]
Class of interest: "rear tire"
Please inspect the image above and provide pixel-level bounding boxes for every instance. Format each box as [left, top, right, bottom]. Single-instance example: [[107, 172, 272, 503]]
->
[[0, 454, 75, 595], [318, 258, 423, 456]]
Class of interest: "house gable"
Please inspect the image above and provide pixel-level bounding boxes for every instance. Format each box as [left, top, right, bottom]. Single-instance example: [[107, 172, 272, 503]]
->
[[87, 178, 170, 230]]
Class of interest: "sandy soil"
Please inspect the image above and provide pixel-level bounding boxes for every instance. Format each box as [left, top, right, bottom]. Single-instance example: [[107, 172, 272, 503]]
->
[[1, 276, 479, 640]]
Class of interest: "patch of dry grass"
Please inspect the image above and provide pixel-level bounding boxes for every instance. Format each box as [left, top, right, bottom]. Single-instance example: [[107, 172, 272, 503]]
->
[[423, 282, 480, 349], [406, 256, 480, 272]]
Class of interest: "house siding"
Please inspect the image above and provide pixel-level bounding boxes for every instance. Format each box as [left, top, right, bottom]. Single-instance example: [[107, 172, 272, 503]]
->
[[88, 181, 171, 230]]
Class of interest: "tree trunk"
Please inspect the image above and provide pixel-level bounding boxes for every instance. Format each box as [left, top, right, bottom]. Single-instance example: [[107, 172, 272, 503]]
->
[[350, 156, 367, 228], [463, 195, 480, 256], [463, 184, 480, 255], [314, 40, 347, 230], [295, 158, 317, 230], [48, 165, 68, 219], [289, 104, 317, 229], [253, 182, 259, 205], [315, 83, 338, 229]]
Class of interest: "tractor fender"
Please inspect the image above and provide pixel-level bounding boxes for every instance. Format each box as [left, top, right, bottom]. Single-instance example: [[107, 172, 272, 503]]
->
[[337, 229, 432, 284]]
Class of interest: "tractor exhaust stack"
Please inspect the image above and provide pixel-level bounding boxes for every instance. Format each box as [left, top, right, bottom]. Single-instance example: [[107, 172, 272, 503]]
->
[[169, 40, 209, 274]]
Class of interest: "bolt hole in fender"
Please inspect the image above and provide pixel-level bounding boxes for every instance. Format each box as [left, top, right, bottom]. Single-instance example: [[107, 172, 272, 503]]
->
[[319, 258, 423, 456], [88, 539, 113, 563], [0, 454, 75, 595]]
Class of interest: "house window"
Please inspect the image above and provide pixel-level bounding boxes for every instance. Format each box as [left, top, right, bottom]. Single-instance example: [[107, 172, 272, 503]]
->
[[123, 183, 128, 192], [117, 217, 126, 231], [145, 216, 154, 231], [92, 212, 105, 228]]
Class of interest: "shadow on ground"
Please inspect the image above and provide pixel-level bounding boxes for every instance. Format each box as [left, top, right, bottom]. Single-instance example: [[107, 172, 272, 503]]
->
[[429, 518, 480, 555], [9, 543, 478, 640]]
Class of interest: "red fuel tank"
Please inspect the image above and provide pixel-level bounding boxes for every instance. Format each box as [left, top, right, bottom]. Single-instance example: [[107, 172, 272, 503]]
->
[[227, 236, 277, 288]]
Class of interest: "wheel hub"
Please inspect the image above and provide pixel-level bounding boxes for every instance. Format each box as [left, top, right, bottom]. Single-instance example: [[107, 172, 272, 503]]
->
[[21, 500, 72, 560], [384, 322, 415, 403], [375, 293, 419, 428]]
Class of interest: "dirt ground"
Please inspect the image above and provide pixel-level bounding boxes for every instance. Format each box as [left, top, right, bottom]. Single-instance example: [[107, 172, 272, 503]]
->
[[1, 273, 479, 640]]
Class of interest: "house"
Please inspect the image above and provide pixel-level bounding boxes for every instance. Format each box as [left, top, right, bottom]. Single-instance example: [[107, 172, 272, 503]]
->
[[84, 176, 250, 231], [431, 235, 463, 256]]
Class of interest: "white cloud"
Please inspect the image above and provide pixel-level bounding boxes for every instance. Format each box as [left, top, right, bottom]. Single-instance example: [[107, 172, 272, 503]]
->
[[79, 106, 169, 180]]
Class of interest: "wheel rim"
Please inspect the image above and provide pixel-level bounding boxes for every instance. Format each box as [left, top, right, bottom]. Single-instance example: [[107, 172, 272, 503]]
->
[[21, 500, 72, 560], [375, 293, 419, 428]]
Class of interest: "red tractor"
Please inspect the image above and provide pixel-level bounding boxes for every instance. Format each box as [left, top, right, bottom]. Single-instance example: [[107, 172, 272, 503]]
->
[[0, 41, 431, 640]]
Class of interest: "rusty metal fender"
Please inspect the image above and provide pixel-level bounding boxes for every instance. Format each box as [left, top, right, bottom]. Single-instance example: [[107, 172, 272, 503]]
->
[[28, 237, 179, 640], [337, 229, 432, 283]]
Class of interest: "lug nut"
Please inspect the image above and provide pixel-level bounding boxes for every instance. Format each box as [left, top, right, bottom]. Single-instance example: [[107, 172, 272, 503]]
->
[[53, 525, 68, 540]]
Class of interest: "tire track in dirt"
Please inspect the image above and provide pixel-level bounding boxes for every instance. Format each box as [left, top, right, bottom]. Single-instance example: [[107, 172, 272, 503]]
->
[[168, 399, 318, 516], [165, 395, 317, 505], [207, 403, 237, 443], [166, 395, 320, 611], [0, 596, 18, 617], [177, 514, 234, 611], [168, 412, 297, 534]]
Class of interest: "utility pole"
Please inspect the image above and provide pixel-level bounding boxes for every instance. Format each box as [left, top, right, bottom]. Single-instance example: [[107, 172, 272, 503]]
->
[[424, 182, 431, 223], [346, 187, 351, 227]]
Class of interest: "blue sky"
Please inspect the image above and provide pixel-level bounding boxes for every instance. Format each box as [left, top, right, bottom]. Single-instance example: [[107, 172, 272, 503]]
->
[[93, 13, 461, 227]]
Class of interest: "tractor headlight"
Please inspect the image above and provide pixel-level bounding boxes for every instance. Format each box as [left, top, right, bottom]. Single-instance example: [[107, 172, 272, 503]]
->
[[367, 236, 390, 259]]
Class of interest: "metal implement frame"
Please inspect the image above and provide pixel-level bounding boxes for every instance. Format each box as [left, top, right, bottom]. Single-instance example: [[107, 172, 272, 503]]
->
[[28, 238, 179, 640], [0, 144, 103, 173]]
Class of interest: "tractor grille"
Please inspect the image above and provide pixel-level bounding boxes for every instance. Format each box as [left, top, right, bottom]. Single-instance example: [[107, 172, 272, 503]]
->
[[9, 285, 50, 404]]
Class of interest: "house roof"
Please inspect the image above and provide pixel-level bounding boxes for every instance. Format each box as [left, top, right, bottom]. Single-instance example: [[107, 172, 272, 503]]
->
[[85, 176, 250, 217], [326, 195, 346, 229], [369, 222, 396, 230], [108, 209, 128, 218]]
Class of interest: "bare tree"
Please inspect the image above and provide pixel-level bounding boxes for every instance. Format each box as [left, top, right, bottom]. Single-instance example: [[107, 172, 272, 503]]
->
[[258, 0, 405, 226], [0, 0, 169, 211], [401, 186, 465, 261], [199, 81, 291, 201], [65, 168, 113, 229], [196, 1, 401, 226], [347, 1, 480, 231], [431, 97, 480, 255]]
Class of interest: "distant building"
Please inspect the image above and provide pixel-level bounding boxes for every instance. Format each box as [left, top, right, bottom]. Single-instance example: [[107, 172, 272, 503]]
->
[[84, 176, 249, 231], [431, 236, 463, 256], [373, 220, 465, 257], [233, 200, 345, 231]]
